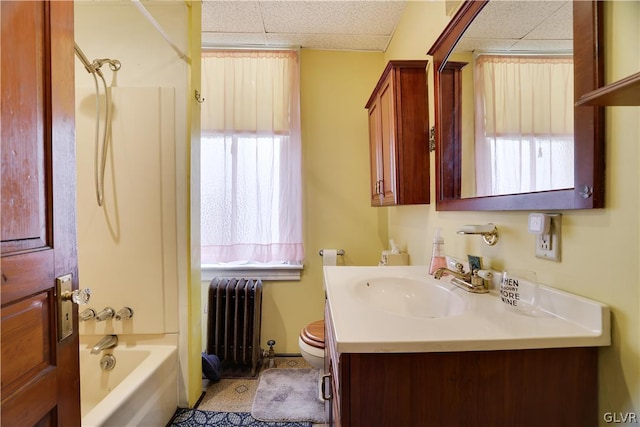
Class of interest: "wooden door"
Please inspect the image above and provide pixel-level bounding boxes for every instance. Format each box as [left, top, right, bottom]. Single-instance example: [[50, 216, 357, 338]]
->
[[1, 1, 81, 426]]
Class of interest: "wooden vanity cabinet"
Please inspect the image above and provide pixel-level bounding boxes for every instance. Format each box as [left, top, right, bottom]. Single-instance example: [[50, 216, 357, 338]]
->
[[365, 61, 429, 207], [324, 303, 599, 427]]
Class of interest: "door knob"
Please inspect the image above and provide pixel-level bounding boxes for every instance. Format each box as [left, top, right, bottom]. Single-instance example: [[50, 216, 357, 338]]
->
[[56, 274, 91, 342], [61, 288, 92, 305]]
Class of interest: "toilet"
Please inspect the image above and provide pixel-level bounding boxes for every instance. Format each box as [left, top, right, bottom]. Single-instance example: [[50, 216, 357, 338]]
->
[[298, 320, 325, 369]]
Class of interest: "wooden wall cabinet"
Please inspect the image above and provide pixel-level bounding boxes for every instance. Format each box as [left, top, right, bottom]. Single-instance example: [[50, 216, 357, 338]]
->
[[365, 61, 429, 207], [576, 71, 640, 106], [324, 303, 599, 427]]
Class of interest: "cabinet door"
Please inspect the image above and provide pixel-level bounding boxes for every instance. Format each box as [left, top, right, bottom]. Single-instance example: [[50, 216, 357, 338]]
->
[[377, 74, 397, 206], [366, 60, 429, 207], [367, 101, 383, 206]]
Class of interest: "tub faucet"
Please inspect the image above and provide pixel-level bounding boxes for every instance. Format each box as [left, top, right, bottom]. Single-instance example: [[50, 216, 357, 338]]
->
[[90, 335, 118, 354]]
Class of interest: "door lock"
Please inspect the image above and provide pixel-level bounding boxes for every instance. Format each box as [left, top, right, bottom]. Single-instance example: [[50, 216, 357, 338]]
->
[[56, 274, 91, 341]]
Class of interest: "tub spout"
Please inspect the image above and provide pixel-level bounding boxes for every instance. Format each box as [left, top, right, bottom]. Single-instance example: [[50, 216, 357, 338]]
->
[[91, 335, 118, 355]]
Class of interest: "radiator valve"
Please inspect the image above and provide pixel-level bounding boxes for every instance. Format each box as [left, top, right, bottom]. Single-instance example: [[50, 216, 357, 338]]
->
[[267, 339, 276, 368]]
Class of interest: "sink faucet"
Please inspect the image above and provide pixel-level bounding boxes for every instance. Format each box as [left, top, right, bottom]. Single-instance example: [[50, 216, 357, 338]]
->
[[433, 266, 469, 281], [90, 335, 118, 354], [434, 267, 489, 294]]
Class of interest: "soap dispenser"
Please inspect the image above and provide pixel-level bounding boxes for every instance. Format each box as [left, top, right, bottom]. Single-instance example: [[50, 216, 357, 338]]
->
[[428, 228, 447, 275]]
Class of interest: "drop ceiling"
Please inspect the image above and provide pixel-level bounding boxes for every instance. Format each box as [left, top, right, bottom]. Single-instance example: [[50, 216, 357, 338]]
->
[[201, 1, 572, 53], [455, 1, 572, 53], [201, 1, 407, 51]]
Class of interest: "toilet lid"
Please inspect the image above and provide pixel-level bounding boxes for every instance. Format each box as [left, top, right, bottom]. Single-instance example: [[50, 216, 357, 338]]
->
[[300, 320, 324, 349]]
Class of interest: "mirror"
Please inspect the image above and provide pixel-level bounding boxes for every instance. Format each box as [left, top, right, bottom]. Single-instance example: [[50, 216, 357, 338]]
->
[[428, 0, 604, 210]]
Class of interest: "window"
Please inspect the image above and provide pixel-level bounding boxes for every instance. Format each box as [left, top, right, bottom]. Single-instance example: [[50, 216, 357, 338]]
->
[[200, 50, 304, 278], [474, 55, 574, 196]]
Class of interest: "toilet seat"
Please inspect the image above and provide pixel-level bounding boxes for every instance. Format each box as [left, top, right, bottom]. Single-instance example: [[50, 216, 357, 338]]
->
[[300, 320, 324, 349]]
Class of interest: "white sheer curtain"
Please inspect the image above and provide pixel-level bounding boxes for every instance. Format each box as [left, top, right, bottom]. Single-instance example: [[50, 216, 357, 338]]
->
[[200, 50, 303, 264], [474, 55, 574, 196]]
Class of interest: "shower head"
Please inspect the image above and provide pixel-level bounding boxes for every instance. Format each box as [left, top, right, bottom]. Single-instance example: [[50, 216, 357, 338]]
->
[[93, 59, 122, 72], [74, 42, 122, 74], [74, 42, 96, 74]]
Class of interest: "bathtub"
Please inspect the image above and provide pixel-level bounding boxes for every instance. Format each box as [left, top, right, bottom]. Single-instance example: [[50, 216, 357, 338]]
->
[[80, 336, 178, 427]]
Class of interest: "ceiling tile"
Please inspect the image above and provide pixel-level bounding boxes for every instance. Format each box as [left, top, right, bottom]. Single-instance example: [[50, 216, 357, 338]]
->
[[259, 1, 406, 35], [265, 33, 390, 51], [526, 1, 572, 40], [202, 1, 263, 33], [464, 1, 567, 40], [202, 32, 268, 47], [511, 39, 573, 52], [454, 38, 518, 53]]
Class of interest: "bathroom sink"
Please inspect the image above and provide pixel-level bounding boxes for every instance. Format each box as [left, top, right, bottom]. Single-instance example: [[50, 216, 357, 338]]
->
[[350, 277, 465, 319]]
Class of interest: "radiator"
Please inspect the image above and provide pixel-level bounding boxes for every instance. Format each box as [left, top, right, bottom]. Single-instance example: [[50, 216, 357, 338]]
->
[[206, 277, 263, 377]]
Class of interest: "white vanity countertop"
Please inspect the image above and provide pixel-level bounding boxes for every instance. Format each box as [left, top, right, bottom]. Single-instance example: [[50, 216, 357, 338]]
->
[[323, 265, 610, 353]]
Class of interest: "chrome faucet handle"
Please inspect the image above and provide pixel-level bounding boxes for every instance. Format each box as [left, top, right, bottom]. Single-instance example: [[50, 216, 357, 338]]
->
[[79, 308, 96, 321], [115, 307, 134, 320], [95, 307, 115, 321]]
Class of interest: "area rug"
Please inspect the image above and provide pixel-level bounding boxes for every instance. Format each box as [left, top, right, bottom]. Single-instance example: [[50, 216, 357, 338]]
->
[[170, 409, 312, 427], [250, 369, 326, 424]]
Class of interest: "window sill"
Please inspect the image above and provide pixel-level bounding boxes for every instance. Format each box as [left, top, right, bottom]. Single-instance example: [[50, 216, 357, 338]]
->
[[201, 263, 303, 282]]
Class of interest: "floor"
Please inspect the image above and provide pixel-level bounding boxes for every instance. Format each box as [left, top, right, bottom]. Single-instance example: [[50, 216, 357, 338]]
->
[[197, 356, 328, 427]]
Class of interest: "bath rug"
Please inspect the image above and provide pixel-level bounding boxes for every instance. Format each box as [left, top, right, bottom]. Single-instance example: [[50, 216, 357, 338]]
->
[[250, 368, 326, 424], [170, 409, 312, 427], [199, 378, 258, 413], [198, 357, 313, 413]]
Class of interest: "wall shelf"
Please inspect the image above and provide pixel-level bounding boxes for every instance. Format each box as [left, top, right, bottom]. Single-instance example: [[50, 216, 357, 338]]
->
[[576, 71, 640, 106]]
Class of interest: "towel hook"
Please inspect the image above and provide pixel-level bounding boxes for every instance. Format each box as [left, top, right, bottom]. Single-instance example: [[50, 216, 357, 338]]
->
[[195, 90, 205, 104]]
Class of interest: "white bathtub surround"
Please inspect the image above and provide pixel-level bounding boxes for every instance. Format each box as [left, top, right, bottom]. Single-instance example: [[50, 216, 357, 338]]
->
[[323, 265, 610, 353], [75, 86, 178, 338], [80, 334, 178, 427]]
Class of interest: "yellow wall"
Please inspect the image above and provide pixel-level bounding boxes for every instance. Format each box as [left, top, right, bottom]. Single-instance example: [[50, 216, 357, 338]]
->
[[384, 1, 640, 421], [261, 50, 386, 353], [200, 50, 386, 355]]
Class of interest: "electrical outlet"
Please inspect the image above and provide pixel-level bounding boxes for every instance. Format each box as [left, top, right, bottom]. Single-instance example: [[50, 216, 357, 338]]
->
[[535, 214, 561, 261]]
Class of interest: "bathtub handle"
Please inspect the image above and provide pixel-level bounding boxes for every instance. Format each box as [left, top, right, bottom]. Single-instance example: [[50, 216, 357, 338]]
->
[[321, 374, 332, 401], [115, 307, 134, 320]]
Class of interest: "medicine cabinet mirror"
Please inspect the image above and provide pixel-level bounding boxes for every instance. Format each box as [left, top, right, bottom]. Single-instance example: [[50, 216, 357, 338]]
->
[[429, 0, 604, 211]]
